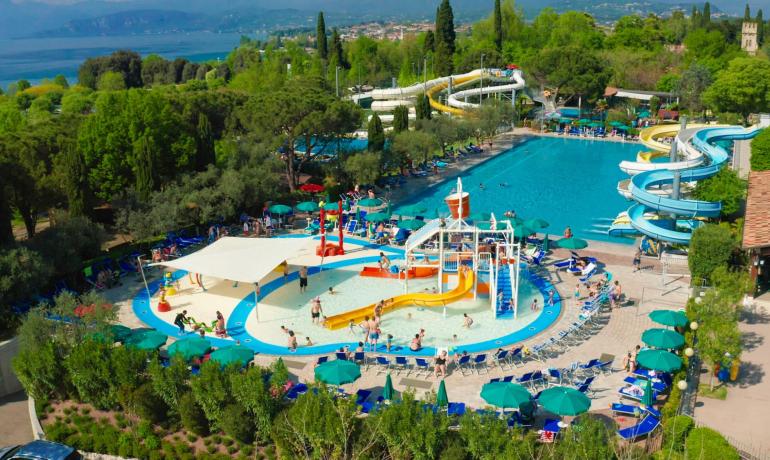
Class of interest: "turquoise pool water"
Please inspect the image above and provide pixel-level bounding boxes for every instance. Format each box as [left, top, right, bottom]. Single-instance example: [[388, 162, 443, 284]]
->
[[395, 136, 640, 243]]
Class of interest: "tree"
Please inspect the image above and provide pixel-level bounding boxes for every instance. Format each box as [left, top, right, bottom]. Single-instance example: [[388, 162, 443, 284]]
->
[[329, 27, 346, 69], [691, 6, 701, 29], [375, 391, 450, 459], [393, 105, 409, 133], [493, 0, 503, 53], [686, 427, 740, 460], [750, 128, 770, 171], [134, 136, 156, 200], [676, 64, 713, 115], [434, 0, 456, 76], [97, 71, 126, 91], [758, 10, 765, 44], [527, 46, 610, 104], [703, 2, 711, 25], [694, 168, 746, 216], [689, 290, 742, 391], [17, 80, 31, 92], [392, 130, 437, 165], [424, 30, 435, 54], [195, 114, 215, 171], [416, 94, 432, 120], [703, 57, 770, 121], [53, 75, 69, 89], [344, 152, 381, 186], [62, 145, 89, 217], [367, 113, 385, 152], [689, 224, 736, 282], [316, 12, 328, 60], [745, 3, 751, 21]]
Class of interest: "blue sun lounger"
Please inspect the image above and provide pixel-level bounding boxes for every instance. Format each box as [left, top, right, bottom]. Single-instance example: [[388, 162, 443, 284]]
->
[[617, 414, 660, 440]]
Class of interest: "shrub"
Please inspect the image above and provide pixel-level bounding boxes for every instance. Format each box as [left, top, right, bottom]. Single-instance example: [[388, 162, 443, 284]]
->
[[751, 127, 770, 171], [145, 434, 161, 451], [186, 433, 198, 443], [689, 224, 736, 282], [685, 427, 739, 460], [220, 404, 255, 444], [117, 433, 134, 458], [663, 415, 695, 452], [125, 382, 168, 424], [179, 391, 209, 436]]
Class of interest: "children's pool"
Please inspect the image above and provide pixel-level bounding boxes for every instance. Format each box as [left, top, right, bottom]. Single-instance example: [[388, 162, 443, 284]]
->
[[395, 136, 640, 243], [244, 262, 547, 354]]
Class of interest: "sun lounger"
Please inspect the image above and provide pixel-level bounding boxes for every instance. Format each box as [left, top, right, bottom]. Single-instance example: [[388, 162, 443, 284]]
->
[[618, 385, 658, 402], [611, 403, 643, 417], [447, 402, 466, 416], [617, 414, 660, 440], [623, 376, 666, 392], [355, 389, 372, 404]]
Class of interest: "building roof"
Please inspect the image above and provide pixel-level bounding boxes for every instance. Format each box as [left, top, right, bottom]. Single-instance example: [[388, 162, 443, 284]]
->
[[743, 171, 770, 249]]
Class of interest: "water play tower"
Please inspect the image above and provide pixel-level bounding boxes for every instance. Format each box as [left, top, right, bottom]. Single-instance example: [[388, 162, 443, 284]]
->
[[403, 178, 523, 318]]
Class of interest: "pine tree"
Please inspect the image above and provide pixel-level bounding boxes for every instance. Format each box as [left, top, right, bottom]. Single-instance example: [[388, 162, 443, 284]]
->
[[691, 6, 700, 28], [757, 9, 765, 44], [367, 113, 385, 152], [196, 114, 215, 170], [493, 0, 503, 53], [745, 4, 751, 21], [424, 30, 435, 54], [316, 12, 328, 60], [703, 2, 711, 25], [135, 136, 156, 200], [329, 28, 346, 69], [434, 0, 456, 76], [393, 106, 409, 132], [416, 94, 432, 120], [63, 145, 89, 217]]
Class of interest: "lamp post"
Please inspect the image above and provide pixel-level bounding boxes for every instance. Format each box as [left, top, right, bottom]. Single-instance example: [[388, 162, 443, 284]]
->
[[480, 53, 486, 105], [335, 66, 340, 98]]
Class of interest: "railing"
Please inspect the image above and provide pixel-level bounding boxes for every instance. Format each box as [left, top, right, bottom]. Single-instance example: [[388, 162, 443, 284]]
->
[[478, 252, 492, 272]]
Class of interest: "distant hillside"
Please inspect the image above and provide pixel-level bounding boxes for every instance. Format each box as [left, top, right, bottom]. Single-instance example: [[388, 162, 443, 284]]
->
[[36, 10, 208, 36]]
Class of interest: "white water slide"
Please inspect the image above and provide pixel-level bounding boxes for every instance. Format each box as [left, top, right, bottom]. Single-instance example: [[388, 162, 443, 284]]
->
[[370, 68, 525, 115]]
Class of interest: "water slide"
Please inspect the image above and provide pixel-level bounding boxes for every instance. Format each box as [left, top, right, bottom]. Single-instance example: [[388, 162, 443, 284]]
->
[[324, 270, 475, 330], [370, 68, 525, 116], [619, 123, 714, 175], [614, 125, 760, 244]]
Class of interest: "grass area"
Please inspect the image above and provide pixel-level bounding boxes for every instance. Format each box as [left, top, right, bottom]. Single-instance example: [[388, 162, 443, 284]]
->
[[698, 383, 728, 400]]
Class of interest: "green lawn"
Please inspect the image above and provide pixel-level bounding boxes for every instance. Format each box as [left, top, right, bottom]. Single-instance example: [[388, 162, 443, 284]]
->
[[698, 383, 727, 400]]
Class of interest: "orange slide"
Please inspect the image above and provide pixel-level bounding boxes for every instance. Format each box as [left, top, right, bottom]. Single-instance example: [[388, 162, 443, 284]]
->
[[324, 270, 475, 330], [359, 265, 438, 279]]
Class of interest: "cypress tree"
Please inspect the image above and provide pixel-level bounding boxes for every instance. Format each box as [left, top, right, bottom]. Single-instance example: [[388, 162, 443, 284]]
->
[[434, 0, 456, 76], [330, 28, 346, 68], [63, 145, 89, 217], [703, 2, 711, 25], [416, 94, 432, 120], [316, 12, 328, 60], [757, 9, 765, 44], [135, 136, 156, 200], [691, 6, 700, 28], [196, 114, 216, 170], [745, 4, 751, 21], [424, 30, 435, 54], [367, 113, 385, 152], [493, 0, 503, 53], [393, 106, 409, 132]]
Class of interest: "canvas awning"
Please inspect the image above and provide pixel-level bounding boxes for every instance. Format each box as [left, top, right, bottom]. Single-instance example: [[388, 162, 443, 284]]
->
[[150, 237, 315, 284]]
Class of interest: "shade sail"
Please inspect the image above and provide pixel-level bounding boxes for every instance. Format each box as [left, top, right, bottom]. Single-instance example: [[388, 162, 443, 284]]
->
[[150, 236, 314, 284]]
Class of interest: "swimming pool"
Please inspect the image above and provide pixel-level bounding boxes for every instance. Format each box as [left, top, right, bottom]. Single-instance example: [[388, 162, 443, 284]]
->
[[395, 136, 640, 243]]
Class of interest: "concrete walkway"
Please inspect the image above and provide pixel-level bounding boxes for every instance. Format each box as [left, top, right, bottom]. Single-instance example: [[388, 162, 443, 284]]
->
[[0, 391, 33, 445], [694, 302, 770, 459]]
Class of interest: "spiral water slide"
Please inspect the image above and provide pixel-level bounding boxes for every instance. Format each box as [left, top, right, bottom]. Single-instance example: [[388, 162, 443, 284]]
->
[[370, 69, 525, 116], [612, 125, 761, 244]]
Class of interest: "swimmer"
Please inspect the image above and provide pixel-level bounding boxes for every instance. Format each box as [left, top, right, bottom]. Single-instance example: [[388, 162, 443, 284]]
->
[[305, 336, 313, 346], [499, 182, 508, 187], [463, 313, 474, 329], [479, 183, 486, 190], [328, 286, 335, 295]]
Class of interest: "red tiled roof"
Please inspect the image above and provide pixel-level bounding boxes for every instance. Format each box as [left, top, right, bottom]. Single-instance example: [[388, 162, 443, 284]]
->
[[743, 171, 770, 249]]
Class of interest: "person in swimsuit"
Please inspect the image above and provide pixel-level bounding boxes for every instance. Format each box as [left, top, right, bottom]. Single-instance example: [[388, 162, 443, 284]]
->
[[410, 334, 421, 351], [298, 266, 308, 293], [310, 297, 323, 324], [463, 313, 474, 329], [434, 350, 448, 378], [359, 316, 371, 344], [288, 331, 297, 352], [369, 325, 381, 351]]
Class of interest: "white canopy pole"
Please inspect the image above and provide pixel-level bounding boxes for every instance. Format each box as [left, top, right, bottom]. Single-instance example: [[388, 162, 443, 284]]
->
[[137, 256, 152, 304]]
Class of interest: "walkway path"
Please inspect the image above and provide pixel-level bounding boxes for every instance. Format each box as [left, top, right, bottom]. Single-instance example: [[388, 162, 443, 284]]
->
[[693, 302, 770, 459], [0, 391, 33, 444]]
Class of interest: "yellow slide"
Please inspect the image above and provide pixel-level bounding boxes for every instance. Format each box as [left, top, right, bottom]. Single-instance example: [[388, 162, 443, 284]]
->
[[426, 74, 480, 116], [324, 270, 475, 330], [639, 123, 711, 153]]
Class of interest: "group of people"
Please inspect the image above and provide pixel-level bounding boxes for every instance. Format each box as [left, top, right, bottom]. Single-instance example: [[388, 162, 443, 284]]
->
[[172, 309, 227, 337]]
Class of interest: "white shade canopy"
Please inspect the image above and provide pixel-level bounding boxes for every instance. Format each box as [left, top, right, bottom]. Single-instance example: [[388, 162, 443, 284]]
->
[[150, 236, 315, 284]]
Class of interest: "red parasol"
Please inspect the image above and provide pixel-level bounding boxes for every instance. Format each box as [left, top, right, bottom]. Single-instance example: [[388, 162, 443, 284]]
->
[[300, 183, 325, 193]]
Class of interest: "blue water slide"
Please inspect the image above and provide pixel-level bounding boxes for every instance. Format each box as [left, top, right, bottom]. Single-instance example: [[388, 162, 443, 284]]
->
[[627, 126, 761, 244]]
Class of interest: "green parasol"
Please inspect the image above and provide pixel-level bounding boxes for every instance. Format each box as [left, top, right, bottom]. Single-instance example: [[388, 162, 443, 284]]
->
[[542, 234, 550, 252], [357, 198, 383, 208], [609, 121, 625, 127], [314, 360, 361, 386], [469, 211, 492, 221], [641, 328, 685, 349], [477, 222, 507, 230], [649, 310, 688, 328], [555, 237, 589, 250], [538, 386, 592, 416], [209, 346, 255, 368], [617, 124, 631, 131], [642, 378, 654, 407], [323, 201, 350, 211], [296, 201, 319, 213], [636, 349, 682, 372], [167, 337, 211, 361], [365, 212, 392, 223], [524, 218, 549, 229], [398, 204, 427, 217], [480, 382, 532, 408], [577, 118, 592, 125], [268, 204, 292, 215], [125, 330, 168, 350], [512, 224, 535, 238], [110, 325, 132, 342], [383, 374, 395, 401], [436, 379, 449, 407], [558, 117, 573, 124], [399, 219, 426, 231], [588, 122, 603, 128]]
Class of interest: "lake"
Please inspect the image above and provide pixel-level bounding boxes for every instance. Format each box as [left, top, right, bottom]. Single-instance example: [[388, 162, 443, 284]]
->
[[0, 32, 246, 90]]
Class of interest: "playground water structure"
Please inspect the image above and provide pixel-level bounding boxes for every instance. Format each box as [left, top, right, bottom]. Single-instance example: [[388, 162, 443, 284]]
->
[[369, 67, 525, 116], [609, 123, 762, 244]]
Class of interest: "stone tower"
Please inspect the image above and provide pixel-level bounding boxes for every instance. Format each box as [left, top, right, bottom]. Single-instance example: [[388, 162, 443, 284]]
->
[[742, 21, 759, 56]]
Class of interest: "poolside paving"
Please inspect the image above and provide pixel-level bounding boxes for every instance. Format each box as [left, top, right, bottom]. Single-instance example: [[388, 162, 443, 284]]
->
[[0, 391, 33, 445]]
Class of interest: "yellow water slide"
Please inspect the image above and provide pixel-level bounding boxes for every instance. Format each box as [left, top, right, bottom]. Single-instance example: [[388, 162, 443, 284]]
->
[[426, 74, 480, 116], [324, 270, 475, 330], [639, 123, 711, 153]]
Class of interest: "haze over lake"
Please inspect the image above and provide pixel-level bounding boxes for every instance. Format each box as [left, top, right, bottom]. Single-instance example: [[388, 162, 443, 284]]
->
[[0, 32, 244, 89]]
